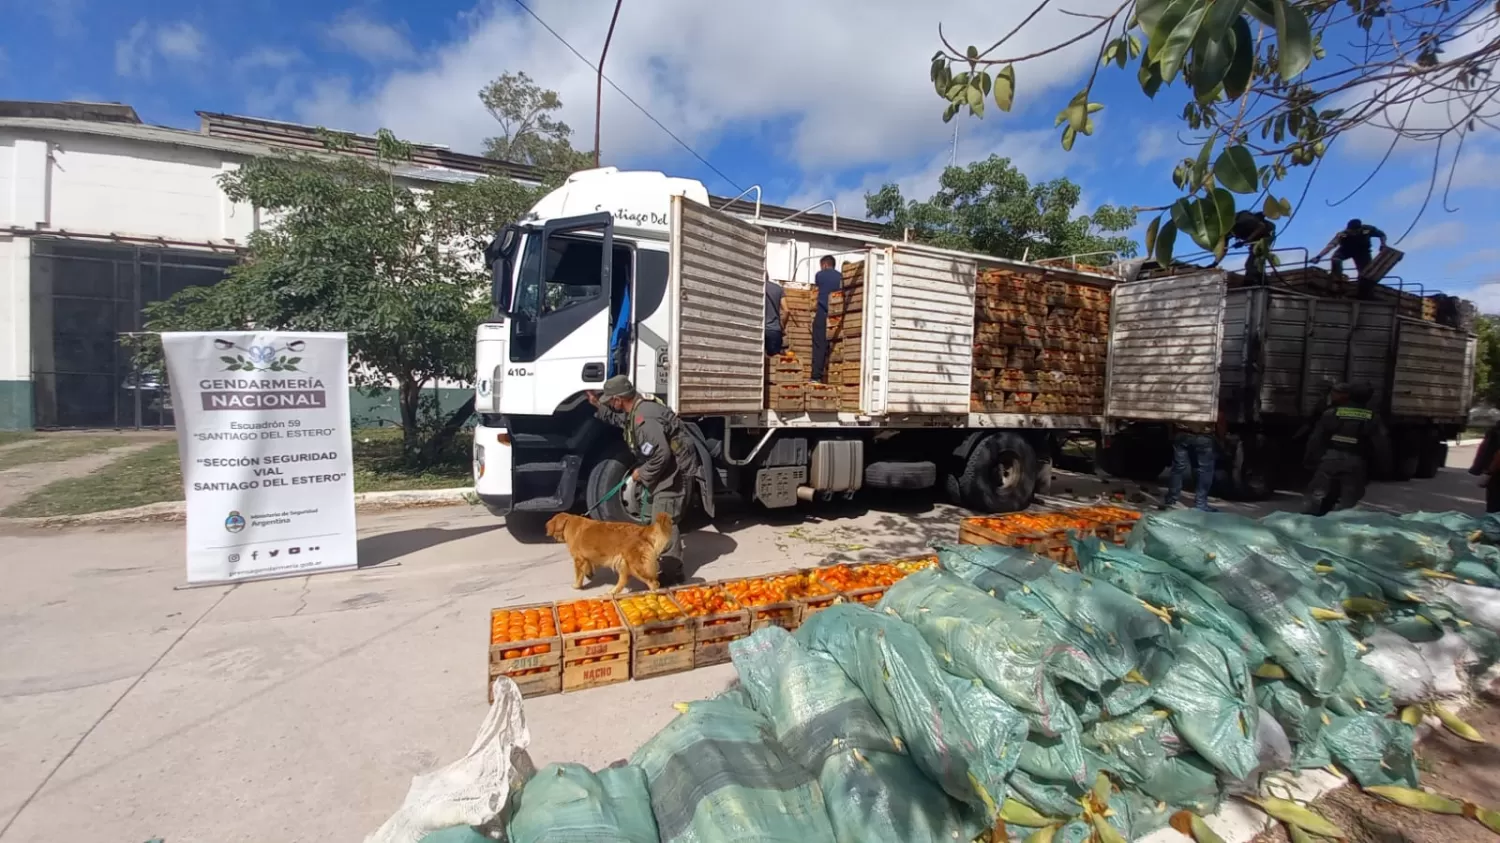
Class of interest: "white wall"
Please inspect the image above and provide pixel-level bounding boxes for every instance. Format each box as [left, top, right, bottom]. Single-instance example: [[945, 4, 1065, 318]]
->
[[0, 237, 26, 383]]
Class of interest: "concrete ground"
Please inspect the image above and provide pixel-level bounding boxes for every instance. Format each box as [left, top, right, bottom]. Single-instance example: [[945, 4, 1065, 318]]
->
[[0, 446, 1488, 843]]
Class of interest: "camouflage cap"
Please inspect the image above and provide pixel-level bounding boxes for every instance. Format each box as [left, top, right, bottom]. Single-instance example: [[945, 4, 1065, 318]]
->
[[600, 375, 636, 399]]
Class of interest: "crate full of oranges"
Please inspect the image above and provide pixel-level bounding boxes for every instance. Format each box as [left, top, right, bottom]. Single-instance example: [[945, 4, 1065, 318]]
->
[[487, 603, 562, 699], [556, 598, 631, 692], [816, 562, 912, 604], [722, 573, 828, 631], [670, 585, 751, 667], [1067, 504, 1141, 543], [616, 593, 693, 649], [786, 569, 842, 620]]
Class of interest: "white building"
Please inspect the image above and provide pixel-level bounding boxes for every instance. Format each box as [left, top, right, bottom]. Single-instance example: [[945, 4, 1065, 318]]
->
[[0, 101, 864, 430]]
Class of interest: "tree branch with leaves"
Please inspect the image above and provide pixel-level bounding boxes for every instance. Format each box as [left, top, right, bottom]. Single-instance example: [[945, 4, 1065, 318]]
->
[[930, 0, 1500, 266], [480, 71, 596, 175]]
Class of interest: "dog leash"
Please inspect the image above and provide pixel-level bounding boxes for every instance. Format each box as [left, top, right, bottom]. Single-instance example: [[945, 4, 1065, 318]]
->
[[582, 476, 651, 517]]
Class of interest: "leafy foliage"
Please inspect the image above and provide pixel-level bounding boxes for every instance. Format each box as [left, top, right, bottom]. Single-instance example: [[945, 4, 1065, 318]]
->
[[1474, 314, 1500, 406], [480, 71, 595, 174], [142, 131, 543, 464], [865, 155, 1139, 261], [929, 0, 1500, 265]]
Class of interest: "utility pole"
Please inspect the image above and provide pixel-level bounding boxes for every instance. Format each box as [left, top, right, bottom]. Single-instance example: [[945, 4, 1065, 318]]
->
[[594, 0, 624, 168]]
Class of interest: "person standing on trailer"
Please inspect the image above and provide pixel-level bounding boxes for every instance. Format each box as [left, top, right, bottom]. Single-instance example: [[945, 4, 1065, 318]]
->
[[811, 255, 841, 382], [589, 375, 701, 584], [764, 275, 786, 356], [1314, 219, 1388, 299], [1302, 382, 1391, 513]]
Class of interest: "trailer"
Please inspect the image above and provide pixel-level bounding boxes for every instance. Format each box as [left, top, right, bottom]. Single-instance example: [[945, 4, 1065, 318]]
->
[[1102, 269, 1476, 497], [471, 168, 1122, 528]]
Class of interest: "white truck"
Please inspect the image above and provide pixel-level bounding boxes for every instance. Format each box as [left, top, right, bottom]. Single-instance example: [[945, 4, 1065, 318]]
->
[[471, 167, 1125, 528]]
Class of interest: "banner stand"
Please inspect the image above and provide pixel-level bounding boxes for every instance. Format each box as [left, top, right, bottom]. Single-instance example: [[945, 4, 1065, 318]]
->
[[162, 331, 361, 586], [172, 562, 403, 591]]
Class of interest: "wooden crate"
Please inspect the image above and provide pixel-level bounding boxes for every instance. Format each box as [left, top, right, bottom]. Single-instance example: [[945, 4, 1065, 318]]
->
[[1067, 505, 1142, 544], [562, 653, 631, 692], [791, 569, 842, 621], [694, 632, 749, 668], [633, 643, 694, 679], [488, 662, 561, 702], [615, 593, 695, 650], [770, 383, 806, 412], [957, 517, 1063, 559], [556, 598, 632, 660], [488, 603, 561, 666], [806, 383, 839, 412]]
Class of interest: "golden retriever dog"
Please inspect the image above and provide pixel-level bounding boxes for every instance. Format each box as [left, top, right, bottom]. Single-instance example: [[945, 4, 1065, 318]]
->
[[545, 512, 671, 593]]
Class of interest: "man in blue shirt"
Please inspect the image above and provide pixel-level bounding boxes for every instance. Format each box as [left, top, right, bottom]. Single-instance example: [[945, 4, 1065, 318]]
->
[[812, 255, 841, 382], [609, 284, 631, 378]]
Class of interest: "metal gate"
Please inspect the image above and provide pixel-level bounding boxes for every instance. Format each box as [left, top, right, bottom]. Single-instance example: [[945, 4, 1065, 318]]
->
[[29, 238, 238, 429]]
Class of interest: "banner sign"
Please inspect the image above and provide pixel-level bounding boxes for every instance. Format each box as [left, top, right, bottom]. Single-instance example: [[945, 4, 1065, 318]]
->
[[163, 332, 358, 584]]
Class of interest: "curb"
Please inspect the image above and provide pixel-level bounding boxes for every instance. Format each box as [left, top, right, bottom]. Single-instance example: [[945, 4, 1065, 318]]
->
[[1, 487, 477, 528]]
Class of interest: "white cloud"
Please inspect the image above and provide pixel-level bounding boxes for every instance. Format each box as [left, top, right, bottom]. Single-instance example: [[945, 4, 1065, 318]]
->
[[235, 46, 302, 73], [114, 20, 205, 78], [295, 0, 1117, 183], [1457, 281, 1500, 314], [1135, 124, 1181, 166], [115, 21, 152, 78], [1399, 219, 1466, 251], [325, 10, 415, 63], [1450, 247, 1500, 273], [156, 22, 205, 61]]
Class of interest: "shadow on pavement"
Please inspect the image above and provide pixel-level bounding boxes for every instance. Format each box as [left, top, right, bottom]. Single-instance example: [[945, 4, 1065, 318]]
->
[[357, 523, 504, 568]]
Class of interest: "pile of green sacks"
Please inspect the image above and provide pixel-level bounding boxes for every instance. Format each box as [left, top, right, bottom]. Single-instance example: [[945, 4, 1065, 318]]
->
[[427, 509, 1500, 843]]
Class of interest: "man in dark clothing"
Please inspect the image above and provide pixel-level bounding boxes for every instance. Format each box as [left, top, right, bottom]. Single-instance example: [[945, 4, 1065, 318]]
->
[[1160, 421, 1219, 512], [1315, 219, 1388, 299], [1302, 382, 1391, 514], [811, 255, 842, 382], [764, 277, 785, 356], [1226, 210, 1277, 287], [1469, 420, 1500, 513], [590, 375, 707, 583]]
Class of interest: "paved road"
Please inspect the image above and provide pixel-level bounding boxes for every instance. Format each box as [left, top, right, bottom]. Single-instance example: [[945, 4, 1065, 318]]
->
[[0, 446, 1488, 843]]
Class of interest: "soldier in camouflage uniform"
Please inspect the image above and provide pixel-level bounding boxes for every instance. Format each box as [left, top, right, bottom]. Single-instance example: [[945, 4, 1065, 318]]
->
[[1302, 382, 1391, 513], [591, 375, 703, 583]]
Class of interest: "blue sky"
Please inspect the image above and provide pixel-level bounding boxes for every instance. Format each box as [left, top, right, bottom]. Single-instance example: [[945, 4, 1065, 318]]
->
[[3, 0, 1497, 307]]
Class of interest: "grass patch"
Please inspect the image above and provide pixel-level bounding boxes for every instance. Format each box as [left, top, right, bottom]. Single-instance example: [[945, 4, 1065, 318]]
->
[[0, 431, 39, 447], [0, 435, 139, 471], [3, 441, 183, 517], [2, 427, 473, 518]]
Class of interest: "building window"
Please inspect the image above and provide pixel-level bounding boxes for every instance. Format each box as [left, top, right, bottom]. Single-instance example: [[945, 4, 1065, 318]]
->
[[29, 239, 238, 428]]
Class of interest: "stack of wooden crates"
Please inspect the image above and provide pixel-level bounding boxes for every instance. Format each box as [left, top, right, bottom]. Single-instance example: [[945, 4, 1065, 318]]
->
[[766, 260, 866, 413], [971, 268, 1110, 415]]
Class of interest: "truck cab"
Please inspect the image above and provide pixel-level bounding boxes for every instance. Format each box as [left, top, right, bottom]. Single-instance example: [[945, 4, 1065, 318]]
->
[[471, 169, 714, 521]]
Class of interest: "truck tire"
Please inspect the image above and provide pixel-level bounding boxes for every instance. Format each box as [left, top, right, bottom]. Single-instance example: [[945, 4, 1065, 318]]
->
[[505, 511, 551, 543], [1414, 438, 1445, 479], [1390, 430, 1420, 482], [959, 432, 1039, 514], [864, 460, 938, 490], [585, 448, 646, 523], [1224, 436, 1273, 501]]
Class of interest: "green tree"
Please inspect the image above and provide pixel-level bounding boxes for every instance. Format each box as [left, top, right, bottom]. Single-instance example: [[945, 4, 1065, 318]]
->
[[1475, 314, 1500, 407], [927, 0, 1498, 266], [865, 155, 1138, 261], [143, 130, 544, 465], [480, 71, 595, 174]]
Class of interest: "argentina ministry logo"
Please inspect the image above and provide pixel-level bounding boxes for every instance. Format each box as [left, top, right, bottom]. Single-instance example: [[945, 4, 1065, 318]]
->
[[224, 510, 246, 533], [214, 338, 308, 373]]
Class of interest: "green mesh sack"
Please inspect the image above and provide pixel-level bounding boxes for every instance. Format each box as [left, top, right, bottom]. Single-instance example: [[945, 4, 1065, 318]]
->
[[631, 698, 835, 843], [1136, 753, 1222, 816], [730, 626, 900, 772], [1147, 626, 1260, 780], [1262, 510, 1464, 574], [507, 763, 660, 843], [937, 544, 1166, 691], [1015, 733, 1096, 787], [1076, 539, 1267, 663], [1081, 708, 1183, 786], [1322, 714, 1418, 788], [877, 569, 1080, 737], [1129, 511, 1349, 697], [1253, 679, 1332, 770], [1402, 510, 1500, 543], [1006, 769, 1087, 819], [817, 749, 986, 843], [1259, 513, 1426, 603], [795, 604, 1028, 819], [1326, 637, 1396, 718]]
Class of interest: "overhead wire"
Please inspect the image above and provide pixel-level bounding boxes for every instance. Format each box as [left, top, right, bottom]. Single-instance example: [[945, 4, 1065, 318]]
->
[[506, 0, 744, 192]]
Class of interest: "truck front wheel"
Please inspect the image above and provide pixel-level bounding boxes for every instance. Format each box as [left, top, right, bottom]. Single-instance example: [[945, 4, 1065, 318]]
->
[[585, 448, 647, 523], [959, 432, 1039, 514]]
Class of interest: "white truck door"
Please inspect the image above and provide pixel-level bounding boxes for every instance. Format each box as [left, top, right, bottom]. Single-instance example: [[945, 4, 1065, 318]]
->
[[1105, 270, 1228, 424], [667, 194, 768, 415], [503, 213, 627, 415]]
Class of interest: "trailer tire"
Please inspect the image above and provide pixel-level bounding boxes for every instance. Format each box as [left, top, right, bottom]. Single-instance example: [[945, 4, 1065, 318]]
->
[[585, 448, 646, 524], [1224, 436, 1273, 501], [1414, 437, 1445, 479], [1390, 430, 1420, 482], [960, 432, 1039, 514], [864, 460, 938, 490]]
